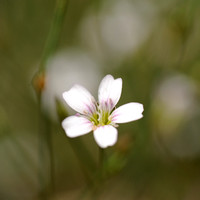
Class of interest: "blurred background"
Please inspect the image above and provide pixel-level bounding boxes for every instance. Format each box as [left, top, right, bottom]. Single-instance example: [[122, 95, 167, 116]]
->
[[1, 0, 200, 199]]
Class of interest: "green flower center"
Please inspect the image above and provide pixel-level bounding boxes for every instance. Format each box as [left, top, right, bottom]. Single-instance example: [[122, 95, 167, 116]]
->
[[99, 110, 112, 125], [90, 109, 112, 126], [90, 113, 99, 125]]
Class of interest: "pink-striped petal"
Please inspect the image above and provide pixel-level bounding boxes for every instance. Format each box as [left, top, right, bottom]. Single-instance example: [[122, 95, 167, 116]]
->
[[93, 125, 118, 148], [62, 116, 93, 138], [98, 75, 122, 111], [111, 103, 144, 123], [63, 84, 96, 115]]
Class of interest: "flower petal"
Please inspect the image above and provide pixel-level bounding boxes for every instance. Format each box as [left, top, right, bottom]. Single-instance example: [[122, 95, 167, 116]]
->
[[98, 75, 122, 111], [63, 85, 96, 115], [111, 103, 144, 123], [62, 116, 93, 137], [93, 125, 118, 148]]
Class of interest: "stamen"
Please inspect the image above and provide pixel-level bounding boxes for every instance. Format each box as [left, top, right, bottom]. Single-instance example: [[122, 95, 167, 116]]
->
[[83, 110, 88, 115]]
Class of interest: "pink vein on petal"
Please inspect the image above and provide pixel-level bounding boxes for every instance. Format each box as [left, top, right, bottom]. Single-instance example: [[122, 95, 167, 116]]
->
[[111, 112, 120, 121]]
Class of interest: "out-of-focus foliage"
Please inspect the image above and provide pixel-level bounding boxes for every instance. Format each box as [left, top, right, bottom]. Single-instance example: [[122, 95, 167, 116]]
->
[[0, 0, 200, 199]]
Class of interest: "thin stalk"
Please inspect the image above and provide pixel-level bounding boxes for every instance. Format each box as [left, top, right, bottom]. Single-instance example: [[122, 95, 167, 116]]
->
[[37, 94, 55, 199], [33, 0, 69, 199], [47, 122, 55, 193], [38, 97, 47, 199], [84, 147, 105, 199], [98, 146, 105, 183], [77, 147, 105, 200], [40, 0, 69, 71], [99, 147, 104, 168]]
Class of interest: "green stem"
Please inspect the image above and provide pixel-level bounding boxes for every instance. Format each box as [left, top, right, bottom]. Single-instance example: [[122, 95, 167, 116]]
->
[[40, 0, 69, 71], [38, 98, 48, 199], [99, 147, 104, 167], [34, 0, 69, 199], [98, 147, 105, 181], [47, 124, 55, 193]]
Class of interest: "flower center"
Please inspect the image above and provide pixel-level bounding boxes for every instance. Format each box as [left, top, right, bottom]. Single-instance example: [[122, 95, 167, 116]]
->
[[89, 108, 112, 126], [87, 99, 114, 127], [99, 110, 112, 125]]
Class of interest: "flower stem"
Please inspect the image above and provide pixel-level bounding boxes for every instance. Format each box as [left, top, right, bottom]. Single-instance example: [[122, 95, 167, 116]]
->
[[40, 0, 69, 71], [33, 0, 69, 199], [99, 147, 104, 167], [99, 147, 105, 180]]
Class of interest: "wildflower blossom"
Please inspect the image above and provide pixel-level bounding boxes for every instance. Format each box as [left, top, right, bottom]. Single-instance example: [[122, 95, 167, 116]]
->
[[62, 75, 144, 148]]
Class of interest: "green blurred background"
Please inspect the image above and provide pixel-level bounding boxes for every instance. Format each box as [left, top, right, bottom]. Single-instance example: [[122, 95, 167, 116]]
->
[[1, 0, 200, 199]]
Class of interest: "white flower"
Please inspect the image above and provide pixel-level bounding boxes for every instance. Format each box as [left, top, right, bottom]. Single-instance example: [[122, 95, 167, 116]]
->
[[62, 74, 144, 148]]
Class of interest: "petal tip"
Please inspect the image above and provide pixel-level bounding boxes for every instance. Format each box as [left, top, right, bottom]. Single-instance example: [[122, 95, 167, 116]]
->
[[105, 74, 114, 79]]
